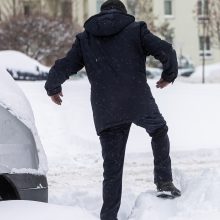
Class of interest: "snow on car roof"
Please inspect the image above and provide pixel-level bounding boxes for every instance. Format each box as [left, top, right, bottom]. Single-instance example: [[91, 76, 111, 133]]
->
[[0, 50, 49, 75], [0, 67, 47, 174]]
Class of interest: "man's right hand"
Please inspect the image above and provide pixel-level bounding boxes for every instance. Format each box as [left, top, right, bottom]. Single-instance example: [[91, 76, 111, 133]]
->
[[156, 78, 170, 89], [50, 92, 63, 105]]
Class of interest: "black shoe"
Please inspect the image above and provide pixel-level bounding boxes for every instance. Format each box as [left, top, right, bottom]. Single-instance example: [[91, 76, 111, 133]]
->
[[156, 182, 181, 199]]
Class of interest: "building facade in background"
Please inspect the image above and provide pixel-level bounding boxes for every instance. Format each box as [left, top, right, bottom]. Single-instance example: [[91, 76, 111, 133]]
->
[[0, 0, 75, 21], [0, 0, 219, 66], [0, 0, 127, 27], [63, 0, 220, 66], [73, 0, 127, 24], [153, 0, 220, 66]]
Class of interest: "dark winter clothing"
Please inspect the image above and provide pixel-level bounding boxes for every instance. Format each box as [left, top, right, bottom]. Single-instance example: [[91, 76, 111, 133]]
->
[[100, 100, 172, 220], [157, 182, 181, 198], [45, 8, 178, 220], [101, 0, 127, 14], [45, 9, 178, 135]]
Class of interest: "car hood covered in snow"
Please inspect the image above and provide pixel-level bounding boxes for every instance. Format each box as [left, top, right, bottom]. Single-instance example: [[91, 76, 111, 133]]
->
[[0, 50, 49, 76], [0, 67, 48, 174]]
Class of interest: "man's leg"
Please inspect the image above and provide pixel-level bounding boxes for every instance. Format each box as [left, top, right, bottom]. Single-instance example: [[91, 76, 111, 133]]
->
[[135, 117, 172, 184], [99, 123, 131, 220], [133, 95, 172, 184], [150, 124, 172, 184]]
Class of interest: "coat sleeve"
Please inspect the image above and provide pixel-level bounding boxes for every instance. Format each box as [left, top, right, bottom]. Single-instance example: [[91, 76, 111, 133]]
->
[[45, 37, 84, 96], [140, 22, 178, 82]]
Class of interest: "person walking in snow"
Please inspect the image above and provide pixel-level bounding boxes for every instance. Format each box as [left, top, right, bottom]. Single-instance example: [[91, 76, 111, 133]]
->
[[45, 0, 181, 219]]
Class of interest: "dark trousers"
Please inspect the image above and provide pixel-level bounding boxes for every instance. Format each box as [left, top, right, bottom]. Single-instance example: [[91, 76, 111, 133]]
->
[[99, 107, 173, 220]]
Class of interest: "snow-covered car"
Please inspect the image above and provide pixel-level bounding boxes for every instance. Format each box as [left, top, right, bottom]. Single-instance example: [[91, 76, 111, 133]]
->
[[178, 67, 195, 77], [0, 50, 49, 81], [146, 67, 195, 79], [189, 63, 220, 83], [0, 68, 48, 202], [178, 55, 195, 77], [146, 67, 162, 79]]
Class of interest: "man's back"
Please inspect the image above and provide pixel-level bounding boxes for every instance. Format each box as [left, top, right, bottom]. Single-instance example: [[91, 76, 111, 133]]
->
[[77, 10, 157, 133], [45, 7, 178, 135], [81, 10, 146, 83]]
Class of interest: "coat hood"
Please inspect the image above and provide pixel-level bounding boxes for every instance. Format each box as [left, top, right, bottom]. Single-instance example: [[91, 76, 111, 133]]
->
[[84, 9, 135, 37]]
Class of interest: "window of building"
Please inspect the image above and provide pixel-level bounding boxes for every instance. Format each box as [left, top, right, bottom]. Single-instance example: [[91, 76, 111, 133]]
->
[[0, 7, 2, 21], [23, 1, 41, 17], [24, 4, 31, 16], [61, 1, 72, 19], [197, 0, 209, 17], [197, 1, 202, 15], [199, 36, 210, 51], [164, 0, 173, 16], [199, 36, 212, 57], [83, 0, 88, 20]]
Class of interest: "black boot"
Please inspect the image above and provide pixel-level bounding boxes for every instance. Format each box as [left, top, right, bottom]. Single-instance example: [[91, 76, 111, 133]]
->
[[156, 182, 181, 199]]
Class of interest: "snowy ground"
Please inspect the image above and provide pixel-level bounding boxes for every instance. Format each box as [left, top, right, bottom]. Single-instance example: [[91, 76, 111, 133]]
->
[[2, 78, 220, 219]]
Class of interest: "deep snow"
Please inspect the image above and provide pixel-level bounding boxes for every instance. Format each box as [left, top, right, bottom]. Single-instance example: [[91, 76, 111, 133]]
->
[[0, 201, 97, 220], [3, 78, 218, 220]]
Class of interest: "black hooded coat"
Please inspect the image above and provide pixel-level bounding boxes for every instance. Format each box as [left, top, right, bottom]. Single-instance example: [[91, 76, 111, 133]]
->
[[45, 9, 178, 135]]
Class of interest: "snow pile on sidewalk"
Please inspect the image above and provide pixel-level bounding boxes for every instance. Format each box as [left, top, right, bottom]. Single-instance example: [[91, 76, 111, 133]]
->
[[0, 201, 98, 220], [0, 67, 47, 174], [128, 169, 220, 220], [0, 50, 49, 75], [185, 63, 220, 83]]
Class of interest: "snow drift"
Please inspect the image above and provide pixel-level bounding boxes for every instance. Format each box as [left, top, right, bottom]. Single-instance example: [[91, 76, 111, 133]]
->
[[128, 169, 220, 220], [0, 67, 47, 174]]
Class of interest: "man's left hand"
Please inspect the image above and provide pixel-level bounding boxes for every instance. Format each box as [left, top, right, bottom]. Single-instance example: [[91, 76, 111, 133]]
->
[[156, 79, 170, 89]]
